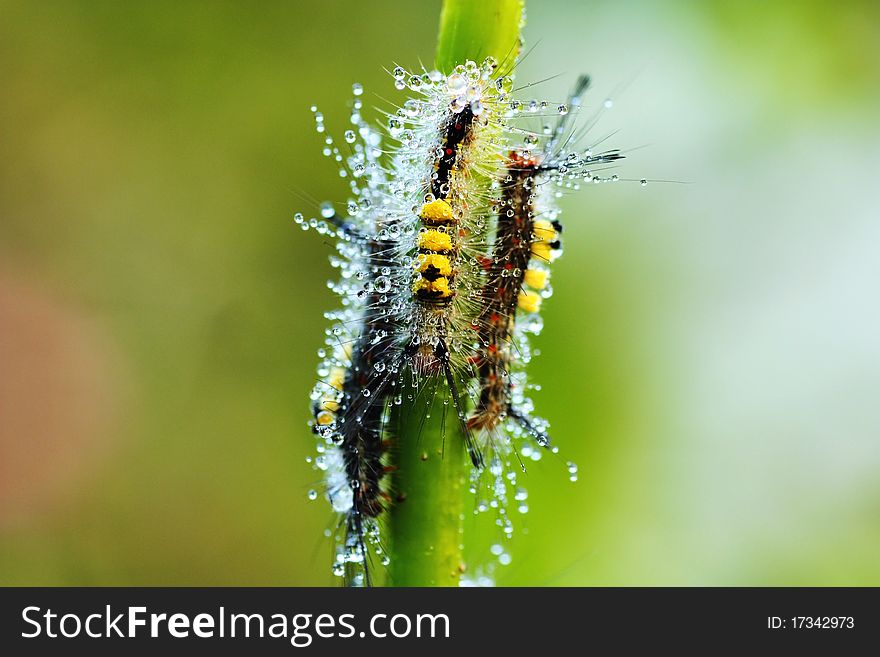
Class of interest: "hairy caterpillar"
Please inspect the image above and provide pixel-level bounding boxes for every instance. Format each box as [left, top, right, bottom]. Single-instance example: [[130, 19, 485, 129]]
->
[[467, 76, 625, 455], [467, 150, 552, 444], [305, 84, 404, 586], [388, 58, 517, 470], [458, 77, 632, 580], [405, 103, 483, 467]]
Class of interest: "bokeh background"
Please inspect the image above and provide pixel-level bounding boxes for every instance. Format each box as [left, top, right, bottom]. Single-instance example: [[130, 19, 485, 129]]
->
[[2, 0, 878, 585]]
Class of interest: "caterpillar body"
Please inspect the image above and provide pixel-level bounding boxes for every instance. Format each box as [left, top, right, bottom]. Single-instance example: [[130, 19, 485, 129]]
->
[[467, 151, 553, 445], [306, 86, 404, 586], [386, 59, 515, 469], [466, 76, 626, 457]]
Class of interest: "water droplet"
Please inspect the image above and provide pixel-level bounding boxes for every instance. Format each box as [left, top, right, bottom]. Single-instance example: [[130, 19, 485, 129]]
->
[[307, 490, 318, 501], [374, 275, 391, 293], [640, 179, 648, 187], [388, 118, 403, 137], [352, 83, 364, 96], [447, 73, 467, 95]]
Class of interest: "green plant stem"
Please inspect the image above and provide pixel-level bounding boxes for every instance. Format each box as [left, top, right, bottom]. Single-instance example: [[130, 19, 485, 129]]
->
[[436, 0, 524, 72], [389, 388, 469, 586], [387, 0, 525, 587]]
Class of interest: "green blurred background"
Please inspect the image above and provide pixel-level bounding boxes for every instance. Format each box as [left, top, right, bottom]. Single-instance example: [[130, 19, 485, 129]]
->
[[1, 0, 878, 585]]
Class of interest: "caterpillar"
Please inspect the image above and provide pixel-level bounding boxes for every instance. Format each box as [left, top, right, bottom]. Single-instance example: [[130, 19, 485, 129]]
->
[[459, 77, 633, 580], [306, 84, 405, 586], [405, 101, 483, 468], [464, 78, 603, 449], [468, 75, 626, 455], [379, 58, 516, 470], [467, 149, 553, 445], [326, 228, 400, 587]]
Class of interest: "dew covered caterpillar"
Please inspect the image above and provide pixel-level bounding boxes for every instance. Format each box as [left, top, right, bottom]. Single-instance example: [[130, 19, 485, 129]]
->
[[384, 58, 517, 470], [406, 104, 482, 467], [468, 76, 625, 454], [322, 225, 400, 587], [467, 150, 553, 445], [457, 76, 636, 582], [304, 84, 405, 586]]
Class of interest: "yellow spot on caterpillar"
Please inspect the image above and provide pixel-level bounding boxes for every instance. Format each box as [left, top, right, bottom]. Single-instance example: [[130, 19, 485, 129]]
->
[[337, 343, 353, 362], [322, 399, 340, 413], [419, 229, 453, 252], [419, 199, 456, 223], [523, 268, 548, 290], [418, 253, 452, 277], [328, 366, 346, 391], [414, 276, 452, 298], [316, 411, 336, 425], [533, 220, 557, 243], [518, 290, 542, 313], [530, 240, 553, 262]]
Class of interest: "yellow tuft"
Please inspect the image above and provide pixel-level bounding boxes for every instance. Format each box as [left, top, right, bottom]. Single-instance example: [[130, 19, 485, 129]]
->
[[517, 290, 542, 313], [337, 343, 353, 362], [533, 220, 557, 243], [418, 253, 452, 277], [328, 366, 346, 391], [418, 229, 453, 252], [414, 276, 452, 298], [523, 268, 548, 290], [321, 399, 340, 413], [316, 411, 336, 426], [530, 240, 553, 262], [419, 199, 456, 223]]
